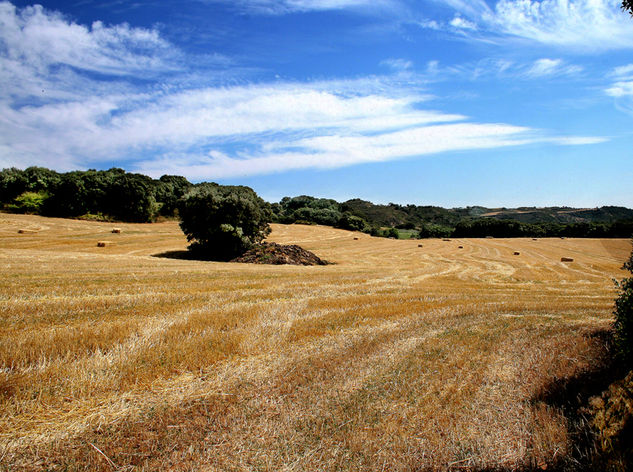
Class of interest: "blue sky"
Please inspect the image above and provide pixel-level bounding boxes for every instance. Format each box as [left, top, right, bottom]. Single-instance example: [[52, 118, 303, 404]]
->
[[1, 0, 632, 206]]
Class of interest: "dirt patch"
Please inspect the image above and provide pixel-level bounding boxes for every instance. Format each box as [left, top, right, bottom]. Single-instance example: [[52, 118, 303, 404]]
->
[[231, 242, 329, 266]]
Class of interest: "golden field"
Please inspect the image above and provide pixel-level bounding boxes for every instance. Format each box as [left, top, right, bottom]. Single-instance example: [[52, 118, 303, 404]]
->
[[0, 213, 630, 471]]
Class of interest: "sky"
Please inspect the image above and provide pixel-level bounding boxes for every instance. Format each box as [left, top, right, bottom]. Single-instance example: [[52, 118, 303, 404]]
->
[[0, 0, 632, 207]]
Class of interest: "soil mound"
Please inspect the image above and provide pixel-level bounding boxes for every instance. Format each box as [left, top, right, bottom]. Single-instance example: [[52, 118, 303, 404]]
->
[[231, 242, 329, 266]]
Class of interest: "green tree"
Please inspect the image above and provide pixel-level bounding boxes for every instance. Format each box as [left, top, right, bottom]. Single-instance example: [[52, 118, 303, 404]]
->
[[179, 183, 272, 260], [623, 1, 633, 15], [155, 175, 192, 217], [614, 242, 633, 366], [7, 191, 49, 214], [337, 212, 369, 232], [106, 173, 158, 222], [0, 168, 27, 203]]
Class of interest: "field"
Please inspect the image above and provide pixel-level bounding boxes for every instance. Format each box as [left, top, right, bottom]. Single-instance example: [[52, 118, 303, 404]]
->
[[0, 213, 630, 471]]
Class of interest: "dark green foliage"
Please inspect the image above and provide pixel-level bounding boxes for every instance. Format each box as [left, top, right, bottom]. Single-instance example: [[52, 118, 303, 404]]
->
[[624, 0, 633, 15], [418, 223, 453, 239], [43, 172, 90, 217], [385, 227, 399, 239], [452, 219, 537, 238], [22, 167, 61, 192], [337, 212, 369, 232], [614, 243, 633, 366], [106, 173, 158, 223], [155, 175, 192, 217], [7, 191, 49, 214], [0, 168, 28, 203], [179, 183, 272, 260]]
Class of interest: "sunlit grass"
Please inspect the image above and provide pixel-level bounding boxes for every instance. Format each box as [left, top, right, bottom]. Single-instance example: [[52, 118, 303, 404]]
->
[[0, 213, 629, 470]]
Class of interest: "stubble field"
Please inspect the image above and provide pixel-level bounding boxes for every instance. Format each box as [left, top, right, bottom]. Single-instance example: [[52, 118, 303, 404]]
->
[[0, 213, 629, 471]]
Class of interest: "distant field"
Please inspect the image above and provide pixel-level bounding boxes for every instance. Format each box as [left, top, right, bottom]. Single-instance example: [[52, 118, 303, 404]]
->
[[0, 213, 629, 471]]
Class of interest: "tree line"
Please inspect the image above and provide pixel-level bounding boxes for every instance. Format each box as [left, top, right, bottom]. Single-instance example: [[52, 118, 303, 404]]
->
[[1, 167, 632, 240]]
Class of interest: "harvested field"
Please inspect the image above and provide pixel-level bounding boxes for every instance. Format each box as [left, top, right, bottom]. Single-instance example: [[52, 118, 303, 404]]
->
[[0, 213, 630, 471]]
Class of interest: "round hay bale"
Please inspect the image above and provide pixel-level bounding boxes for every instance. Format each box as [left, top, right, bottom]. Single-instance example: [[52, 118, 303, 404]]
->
[[353, 237, 359, 240], [97, 241, 108, 247], [458, 246, 464, 249], [561, 257, 574, 262], [532, 238, 538, 241], [442, 238, 451, 242], [112, 228, 121, 234], [514, 252, 520, 256], [418, 244, 423, 248]]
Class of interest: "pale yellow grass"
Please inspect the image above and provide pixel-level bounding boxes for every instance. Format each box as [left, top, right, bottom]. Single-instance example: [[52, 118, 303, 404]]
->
[[0, 213, 629, 471]]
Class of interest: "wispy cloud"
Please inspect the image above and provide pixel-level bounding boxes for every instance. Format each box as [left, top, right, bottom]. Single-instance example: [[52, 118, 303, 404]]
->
[[432, 0, 633, 51], [605, 63, 633, 114], [524, 58, 583, 78], [380, 58, 413, 71], [202, 0, 402, 15], [422, 57, 583, 82], [0, 1, 605, 180]]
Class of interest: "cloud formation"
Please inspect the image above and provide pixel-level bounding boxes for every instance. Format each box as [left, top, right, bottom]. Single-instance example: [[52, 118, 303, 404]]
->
[[204, 0, 401, 14], [432, 0, 633, 51], [0, 1, 606, 180]]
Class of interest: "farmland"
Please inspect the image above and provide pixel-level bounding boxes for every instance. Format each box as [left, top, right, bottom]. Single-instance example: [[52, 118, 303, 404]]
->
[[0, 213, 630, 471]]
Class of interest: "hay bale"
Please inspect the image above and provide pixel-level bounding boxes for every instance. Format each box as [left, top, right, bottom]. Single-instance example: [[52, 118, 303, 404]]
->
[[561, 257, 574, 262], [112, 228, 121, 234], [353, 237, 359, 240], [560, 237, 566, 240], [442, 238, 451, 242], [514, 252, 520, 256], [418, 244, 423, 248], [532, 238, 538, 241], [97, 241, 108, 247], [458, 246, 464, 249], [17, 229, 37, 234]]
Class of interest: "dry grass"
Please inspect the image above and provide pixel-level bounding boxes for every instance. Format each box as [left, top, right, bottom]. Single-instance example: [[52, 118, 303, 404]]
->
[[0, 213, 630, 471]]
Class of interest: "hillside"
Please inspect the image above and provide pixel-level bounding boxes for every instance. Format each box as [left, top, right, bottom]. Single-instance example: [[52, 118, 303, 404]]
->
[[341, 199, 633, 228], [1, 213, 630, 470]]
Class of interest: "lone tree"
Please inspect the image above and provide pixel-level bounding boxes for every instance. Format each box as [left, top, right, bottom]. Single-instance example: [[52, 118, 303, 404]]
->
[[179, 183, 272, 260], [614, 241, 633, 366]]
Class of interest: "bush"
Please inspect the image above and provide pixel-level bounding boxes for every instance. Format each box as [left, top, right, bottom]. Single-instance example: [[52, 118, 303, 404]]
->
[[614, 242, 633, 366], [7, 191, 48, 214], [179, 183, 272, 260]]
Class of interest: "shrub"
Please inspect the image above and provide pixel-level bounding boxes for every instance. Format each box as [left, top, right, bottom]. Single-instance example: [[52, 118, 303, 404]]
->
[[6, 191, 48, 214], [179, 183, 272, 260], [614, 242, 633, 366]]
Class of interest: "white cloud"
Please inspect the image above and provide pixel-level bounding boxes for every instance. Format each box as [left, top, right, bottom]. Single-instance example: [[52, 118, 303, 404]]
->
[[611, 63, 633, 78], [380, 58, 413, 71], [204, 0, 401, 14], [449, 16, 477, 30], [437, 0, 633, 51], [0, 1, 606, 179], [0, 2, 176, 77], [605, 81, 633, 97], [524, 58, 582, 77]]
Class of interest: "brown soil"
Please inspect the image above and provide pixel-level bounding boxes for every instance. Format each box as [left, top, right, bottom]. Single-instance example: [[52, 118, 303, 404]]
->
[[230, 242, 329, 265]]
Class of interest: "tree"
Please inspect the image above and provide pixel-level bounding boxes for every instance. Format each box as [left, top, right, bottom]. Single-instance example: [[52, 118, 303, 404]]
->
[[614, 242, 633, 366], [0, 168, 27, 203], [179, 183, 272, 260], [624, 1, 633, 15], [7, 191, 49, 214], [106, 173, 158, 223]]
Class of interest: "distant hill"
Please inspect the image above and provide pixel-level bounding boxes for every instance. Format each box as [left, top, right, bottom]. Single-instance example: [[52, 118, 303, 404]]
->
[[340, 200, 633, 228], [479, 206, 633, 224]]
